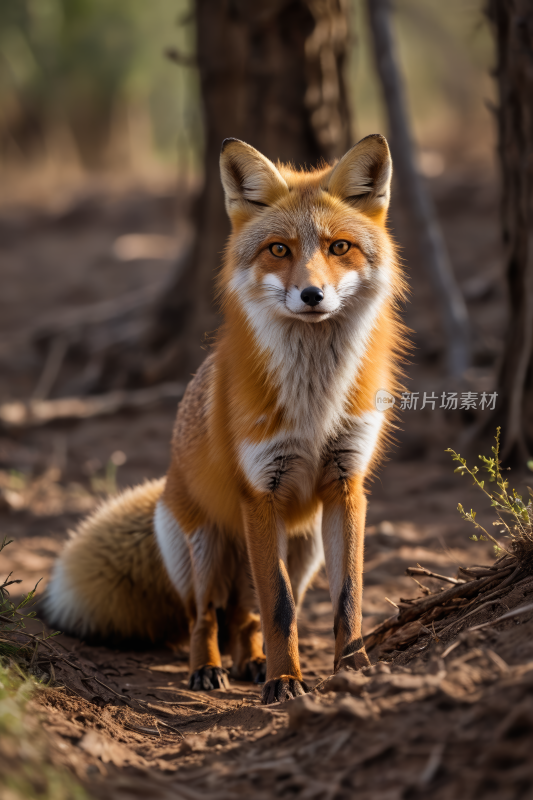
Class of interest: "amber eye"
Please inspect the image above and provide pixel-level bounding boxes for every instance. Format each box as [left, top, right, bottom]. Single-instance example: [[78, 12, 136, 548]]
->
[[269, 243, 289, 258], [330, 240, 351, 256]]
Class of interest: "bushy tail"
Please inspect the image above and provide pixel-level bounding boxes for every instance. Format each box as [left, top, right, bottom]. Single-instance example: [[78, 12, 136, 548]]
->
[[41, 478, 188, 647]]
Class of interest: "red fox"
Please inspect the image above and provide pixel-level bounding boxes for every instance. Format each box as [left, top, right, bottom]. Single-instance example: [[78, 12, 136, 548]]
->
[[42, 134, 406, 703]]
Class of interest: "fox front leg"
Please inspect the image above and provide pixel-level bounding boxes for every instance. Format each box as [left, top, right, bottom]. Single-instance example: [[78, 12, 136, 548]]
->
[[241, 497, 307, 704], [321, 474, 371, 673]]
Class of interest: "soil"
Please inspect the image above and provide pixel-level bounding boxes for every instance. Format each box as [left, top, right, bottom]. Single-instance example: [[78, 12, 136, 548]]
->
[[1, 167, 533, 799]]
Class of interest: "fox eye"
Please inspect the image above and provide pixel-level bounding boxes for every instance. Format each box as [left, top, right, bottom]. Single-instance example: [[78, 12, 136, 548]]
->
[[269, 243, 289, 258], [330, 240, 351, 256]]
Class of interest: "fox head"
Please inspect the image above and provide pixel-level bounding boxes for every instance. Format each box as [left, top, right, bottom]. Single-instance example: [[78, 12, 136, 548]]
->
[[219, 135, 398, 328]]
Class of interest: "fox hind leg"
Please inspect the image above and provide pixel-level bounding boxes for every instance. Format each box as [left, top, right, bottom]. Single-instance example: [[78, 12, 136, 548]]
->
[[187, 525, 236, 691], [225, 560, 266, 683], [287, 511, 324, 608]]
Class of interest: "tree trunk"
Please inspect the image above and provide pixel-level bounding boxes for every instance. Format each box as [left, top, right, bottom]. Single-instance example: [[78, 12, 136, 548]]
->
[[367, 0, 470, 379], [144, 0, 352, 381], [487, 0, 533, 464]]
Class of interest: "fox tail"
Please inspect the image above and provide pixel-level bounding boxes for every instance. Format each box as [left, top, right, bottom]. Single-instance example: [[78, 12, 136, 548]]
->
[[41, 478, 188, 647]]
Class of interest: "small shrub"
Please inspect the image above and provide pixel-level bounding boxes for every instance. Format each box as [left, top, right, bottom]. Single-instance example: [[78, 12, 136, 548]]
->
[[446, 427, 533, 557], [0, 537, 59, 662]]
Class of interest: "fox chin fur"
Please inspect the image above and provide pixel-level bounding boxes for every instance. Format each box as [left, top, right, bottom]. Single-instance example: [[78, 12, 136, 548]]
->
[[42, 133, 407, 703]]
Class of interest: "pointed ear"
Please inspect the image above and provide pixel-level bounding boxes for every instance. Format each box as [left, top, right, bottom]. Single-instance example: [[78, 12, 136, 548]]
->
[[325, 134, 392, 219], [220, 138, 288, 221]]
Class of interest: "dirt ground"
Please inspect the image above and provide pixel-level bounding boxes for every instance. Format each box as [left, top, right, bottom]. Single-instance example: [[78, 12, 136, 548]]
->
[[1, 166, 533, 799]]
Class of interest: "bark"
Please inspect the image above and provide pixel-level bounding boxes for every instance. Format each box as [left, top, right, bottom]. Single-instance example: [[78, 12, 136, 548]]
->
[[367, 0, 470, 378], [487, 0, 533, 464], [145, 0, 352, 380]]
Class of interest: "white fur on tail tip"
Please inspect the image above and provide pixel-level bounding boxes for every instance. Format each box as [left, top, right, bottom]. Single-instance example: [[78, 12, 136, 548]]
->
[[42, 560, 90, 637], [153, 499, 192, 601]]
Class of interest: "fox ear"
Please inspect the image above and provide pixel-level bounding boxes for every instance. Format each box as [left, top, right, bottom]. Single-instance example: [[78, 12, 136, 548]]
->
[[325, 134, 392, 219], [220, 139, 288, 221]]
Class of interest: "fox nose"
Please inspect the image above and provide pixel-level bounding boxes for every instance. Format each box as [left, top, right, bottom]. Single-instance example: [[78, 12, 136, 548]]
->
[[300, 286, 324, 307]]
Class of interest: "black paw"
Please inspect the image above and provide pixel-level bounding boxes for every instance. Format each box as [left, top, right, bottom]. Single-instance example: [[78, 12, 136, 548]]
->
[[189, 665, 230, 691], [242, 658, 267, 684], [261, 676, 308, 705]]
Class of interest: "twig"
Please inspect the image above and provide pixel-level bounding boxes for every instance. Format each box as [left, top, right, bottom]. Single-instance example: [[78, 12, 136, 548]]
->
[[141, 687, 228, 708], [153, 718, 185, 738], [436, 570, 530, 638], [437, 598, 507, 639], [123, 722, 161, 737], [458, 566, 503, 579], [81, 675, 130, 702], [365, 561, 520, 652], [0, 382, 184, 428], [409, 577, 431, 595], [0, 617, 97, 677], [0, 616, 59, 653], [365, 573, 499, 651], [467, 602, 533, 632], [441, 640, 461, 659], [470, 564, 522, 605], [406, 566, 465, 586]]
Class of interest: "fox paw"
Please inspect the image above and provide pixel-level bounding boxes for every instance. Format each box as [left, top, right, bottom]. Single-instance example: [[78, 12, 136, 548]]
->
[[334, 647, 371, 673], [247, 658, 267, 684], [231, 658, 267, 683], [262, 676, 308, 705], [245, 658, 267, 683], [189, 666, 230, 692]]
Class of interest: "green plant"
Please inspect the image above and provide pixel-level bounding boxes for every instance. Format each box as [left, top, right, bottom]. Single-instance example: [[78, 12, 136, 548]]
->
[[0, 537, 59, 661], [446, 427, 533, 556], [0, 662, 89, 800], [0, 544, 86, 798]]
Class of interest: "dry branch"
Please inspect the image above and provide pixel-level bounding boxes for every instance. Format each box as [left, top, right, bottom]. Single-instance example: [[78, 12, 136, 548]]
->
[[0, 282, 167, 360], [365, 553, 526, 655], [406, 566, 465, 586], [0, 382, 184, 428]]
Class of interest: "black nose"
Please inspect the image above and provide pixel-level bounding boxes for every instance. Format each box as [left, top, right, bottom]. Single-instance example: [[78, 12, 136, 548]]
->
[[300, 286, 324, 307]]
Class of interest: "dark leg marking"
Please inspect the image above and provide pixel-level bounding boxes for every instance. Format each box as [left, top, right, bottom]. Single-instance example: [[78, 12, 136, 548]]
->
[[333, 575, 363, 657], [274, 567, 296, 639], [333, 575, 355, 639]]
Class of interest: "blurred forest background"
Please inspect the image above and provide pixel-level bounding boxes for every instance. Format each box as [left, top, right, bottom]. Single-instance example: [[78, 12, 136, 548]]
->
[[3, 5, 533, 797], [0, 0, 494, 190], [0, 0, 529, 489]]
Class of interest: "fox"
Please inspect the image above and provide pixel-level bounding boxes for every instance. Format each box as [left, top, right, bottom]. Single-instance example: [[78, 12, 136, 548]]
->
[[42, 134, 406, 704]]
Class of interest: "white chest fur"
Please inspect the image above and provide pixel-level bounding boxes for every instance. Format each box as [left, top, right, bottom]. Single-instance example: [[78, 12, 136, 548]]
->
[[238, 410, 383, 500], [232, 262, 391, 498]]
